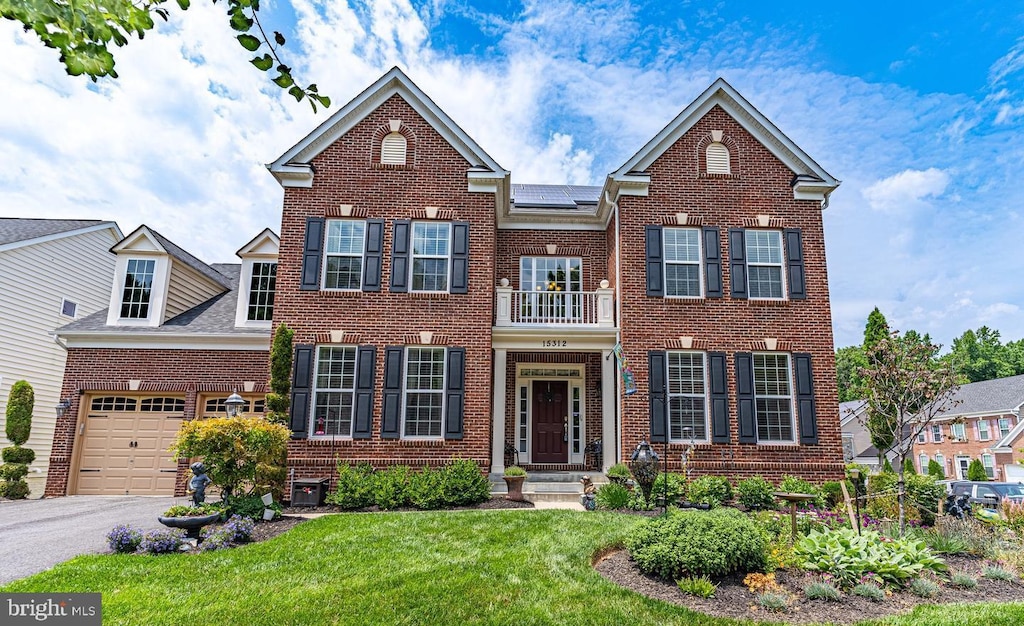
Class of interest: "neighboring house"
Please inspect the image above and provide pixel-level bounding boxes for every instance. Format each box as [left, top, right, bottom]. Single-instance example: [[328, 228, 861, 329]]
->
[[913, 374, 1024, 481], [0, 218, 122, 497], [267, 67, 846, 485], [43, 226, 276, 496], [839, 400, 907, 471]]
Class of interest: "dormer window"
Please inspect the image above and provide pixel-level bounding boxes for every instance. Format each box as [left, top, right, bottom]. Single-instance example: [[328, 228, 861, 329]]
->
[[247, 262, 277, 321], [706, 142, 730, 174], [381, 132, 407, 165], [120, 259, 156, 318], [234, 228, 281, 328]]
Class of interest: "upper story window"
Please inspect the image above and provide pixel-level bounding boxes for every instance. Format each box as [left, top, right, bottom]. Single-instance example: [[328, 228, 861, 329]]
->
[[120, 258, 156, 318], [753, 353, 794, 442], [917, 431, 926, 444], [412, 222, 451, 292], [312, 346, 358, 437], [404, 347, 446, 437], [667, 351, 708, 441], [951, 422, 966, 441], [247, 262, 277, 321], [324, 220, 366, 290], [919, 453, 929, 473], [381, 132, 407, 165], [60, 298, 77, 318], [999, 417, 1012, 438], [664, 228, 702, 297], [520, 257, 582, 292], [978, 419, 990, 440], [706, 142, 731, 174], [931, 424, 943, 442], [745, 230, 785, 299]]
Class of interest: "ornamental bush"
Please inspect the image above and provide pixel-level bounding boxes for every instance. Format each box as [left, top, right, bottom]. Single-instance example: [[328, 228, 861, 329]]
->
[[928, 459, 945, 479], [967, 459, 988, 482], [438, 459, 490, 507], [737, 476, 777, 511], [374, 465, 412, 510], [326, 463, 377, 510], [625, 507, 768, 580], [408, 466, 445, 510], [687, 476, 733, 508], [652, 473, 687, 506], [778, 475, 821, 508], [139, 529, 186, 554], [595, 483, 631, 510], [106, 524, 143, 553], [2, 380, 35, 500]]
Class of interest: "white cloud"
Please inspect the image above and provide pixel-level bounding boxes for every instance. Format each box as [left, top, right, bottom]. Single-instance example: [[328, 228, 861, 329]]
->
[[861, 168, 950, 212]]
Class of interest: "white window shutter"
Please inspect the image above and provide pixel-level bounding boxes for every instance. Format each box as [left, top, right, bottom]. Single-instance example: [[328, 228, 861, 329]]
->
[[381, 133, 407, 165], [706, 142, 730, 174]]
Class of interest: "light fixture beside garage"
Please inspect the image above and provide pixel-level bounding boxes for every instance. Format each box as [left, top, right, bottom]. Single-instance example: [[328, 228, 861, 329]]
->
[[224, 390, 246, 418], [55, 398, 72, 418]]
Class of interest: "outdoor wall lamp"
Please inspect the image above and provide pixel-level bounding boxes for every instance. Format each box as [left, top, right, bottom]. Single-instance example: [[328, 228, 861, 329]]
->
[[55, 398, 72, 418], [224, 390, 246, 418]]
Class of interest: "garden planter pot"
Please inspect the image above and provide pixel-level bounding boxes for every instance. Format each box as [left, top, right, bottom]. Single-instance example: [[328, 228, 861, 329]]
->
[[503, 476, 526, 501], [157, 512, 221, 541]]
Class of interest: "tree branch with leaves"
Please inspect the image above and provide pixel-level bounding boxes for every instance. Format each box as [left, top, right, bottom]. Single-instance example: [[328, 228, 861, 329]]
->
[[0, 0, 329, 111]]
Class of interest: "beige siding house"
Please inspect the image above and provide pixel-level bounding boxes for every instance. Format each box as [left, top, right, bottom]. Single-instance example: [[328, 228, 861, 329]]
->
[[0, 219, 122, 496]]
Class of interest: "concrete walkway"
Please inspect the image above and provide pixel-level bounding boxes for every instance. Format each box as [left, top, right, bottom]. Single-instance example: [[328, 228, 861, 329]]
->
[[0, 496, 177, 584]]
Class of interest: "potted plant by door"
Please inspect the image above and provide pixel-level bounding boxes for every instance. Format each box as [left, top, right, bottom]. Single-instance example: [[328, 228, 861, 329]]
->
[[503, 466, 528, 502]]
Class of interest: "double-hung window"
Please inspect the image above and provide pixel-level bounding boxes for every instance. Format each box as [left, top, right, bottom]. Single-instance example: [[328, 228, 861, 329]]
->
[[999, 418, 1012, 438], [120, 258, 156, 318], [919, 453, 929, 473], [311, 346, 358, 437], [951, 422, 966, 441], [411, 223, 451, 292], [753, 353, 794, 442], [978, 419, 990, 440], [247, 262, 277, 321], [982, 454, 996, 479], [917, 431, 927, 444], [403, 347, 446, 437], [931, 424, 943, 442], [667, 352, 708, 440], [324, 220, 366, 290], [745, 231, 785, 299], [664, 228, 702, 297]]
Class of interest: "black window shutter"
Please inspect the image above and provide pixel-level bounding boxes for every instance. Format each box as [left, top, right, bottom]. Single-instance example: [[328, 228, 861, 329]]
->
[[352, 346, 377, 439], [362, 219, 384, 292], [794, 353, 818, 444], [648, 351, 667, 443], [784, 228, 806, 300], [703, 227, 723, 298], [729, 228, 747, 299], [300, 218, 325, 291], [645, 226, 664, 297], [381, 346, 404, 438], [444, 347, 466, 439], [390, 220, 411, 293], [289, 344, 315, 438], [735, 352, 756, 443], [709, 352, 730, 443], [450, 222, 470, 294]]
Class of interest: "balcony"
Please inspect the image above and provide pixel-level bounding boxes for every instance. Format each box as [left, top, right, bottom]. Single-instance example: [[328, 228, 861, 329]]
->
[[495, 280, 615, 328]]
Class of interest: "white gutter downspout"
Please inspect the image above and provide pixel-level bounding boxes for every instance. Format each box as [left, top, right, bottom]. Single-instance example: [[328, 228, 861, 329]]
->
[[606, 189, 623, 467]]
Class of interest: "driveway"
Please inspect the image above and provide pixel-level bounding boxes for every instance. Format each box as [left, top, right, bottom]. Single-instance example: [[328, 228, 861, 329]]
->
[[0, 496, 176, 584]]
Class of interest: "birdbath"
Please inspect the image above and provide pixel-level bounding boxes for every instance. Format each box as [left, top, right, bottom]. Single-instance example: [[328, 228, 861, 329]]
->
[[774, 492, 818, 544]]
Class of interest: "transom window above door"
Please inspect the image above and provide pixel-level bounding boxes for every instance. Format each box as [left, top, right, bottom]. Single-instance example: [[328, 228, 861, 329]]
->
[[520, 257, 582, 292]]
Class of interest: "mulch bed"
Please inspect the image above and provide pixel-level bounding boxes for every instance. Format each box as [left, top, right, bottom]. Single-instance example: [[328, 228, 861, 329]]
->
[[595, 550, 1024, 624], [280, 496, 535, 515]]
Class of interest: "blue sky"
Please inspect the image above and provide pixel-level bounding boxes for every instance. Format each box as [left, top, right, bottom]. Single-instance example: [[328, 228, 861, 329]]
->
[[2, 0, 1023, 350]]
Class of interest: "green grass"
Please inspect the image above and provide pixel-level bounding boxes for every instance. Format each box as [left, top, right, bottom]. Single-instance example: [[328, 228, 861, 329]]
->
[[2, 510, 1023, 625]]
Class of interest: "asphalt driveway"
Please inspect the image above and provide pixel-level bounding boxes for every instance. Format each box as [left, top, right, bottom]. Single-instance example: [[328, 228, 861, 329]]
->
[[0, 496, 176, 584]]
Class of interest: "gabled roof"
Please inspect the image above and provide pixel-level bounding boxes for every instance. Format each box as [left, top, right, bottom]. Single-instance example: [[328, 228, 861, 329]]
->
[[839, 400, 868, 427], [268, 66, 507, 188], [604, 77, 840, 206], [235, 228, 280, 257], [995, 419, 1024, 451], [934, 374, 1024, 419], [113, 225, 233, 290], [0, 218, 121, 251]]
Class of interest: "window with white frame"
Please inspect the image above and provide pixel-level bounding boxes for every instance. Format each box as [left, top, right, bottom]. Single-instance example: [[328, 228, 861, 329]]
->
[[753, 353, 794, 442], [919, 453, 929, 473], [667, 352, 708, 440], [411, 223, 451, 292], [951, 422, 966, 441], [999, 418, 1012, 438], [324, 220, 366, 290], [917, 431, 926, 444], [978, 419, 990, 440], [403, 347, 445, 437], [982, 453, 995, 479], [935, 452, 945, 472], [745, 231, 785, 299], [246, 262, 277, 321], [519, 257, 582, 292], [931, 424, 943, 442], [663, 228, 703, 297], [311, 346, 357, 437], [120, 258, 156, 318]]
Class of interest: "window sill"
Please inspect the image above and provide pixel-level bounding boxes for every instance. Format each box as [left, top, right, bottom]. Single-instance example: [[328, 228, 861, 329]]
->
[[319, 290, 363, 298], [305, 437, 356, 446], [408, 292, 451, 299], [399, 439, 445, 447], [747, 299, 789, 307]]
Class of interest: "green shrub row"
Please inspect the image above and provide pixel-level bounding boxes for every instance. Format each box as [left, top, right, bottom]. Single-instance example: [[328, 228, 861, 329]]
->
[[325, 460, 490, 511]]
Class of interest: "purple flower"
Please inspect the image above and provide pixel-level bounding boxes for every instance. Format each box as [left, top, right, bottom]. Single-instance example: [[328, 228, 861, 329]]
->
[[106, 524, 142, 553], [139, 529, 186, 554]]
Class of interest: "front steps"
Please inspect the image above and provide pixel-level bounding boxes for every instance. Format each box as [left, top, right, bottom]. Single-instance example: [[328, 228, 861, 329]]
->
[[490, 471, 608, 503]]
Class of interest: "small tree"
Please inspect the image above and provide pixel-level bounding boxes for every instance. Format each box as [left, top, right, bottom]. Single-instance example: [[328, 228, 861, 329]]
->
[[860, 331, 960, 535], [903, 458, 917, 475], [265, 323, 294, 425], [881, 457, 895, 474], [966, 459, 988, 482], [927, 459, 945, 479], [1, 381, 36, 499]]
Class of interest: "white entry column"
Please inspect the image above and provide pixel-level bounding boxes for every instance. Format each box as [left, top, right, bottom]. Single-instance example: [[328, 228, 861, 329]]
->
[[491, 349, 508, 474], [601, 348, 616, 472]]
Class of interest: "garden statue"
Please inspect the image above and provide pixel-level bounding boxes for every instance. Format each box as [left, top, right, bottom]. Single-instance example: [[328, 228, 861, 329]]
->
[[629, 441, 660, 508], [580, 475, 596, 511], [187, 462, 212, 505]]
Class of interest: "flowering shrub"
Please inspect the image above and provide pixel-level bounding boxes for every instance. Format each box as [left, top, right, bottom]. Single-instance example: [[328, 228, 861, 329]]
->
[[139, 529, 186, 554], [743, 572, 779, 594], [221, 514, 255, 543], [1003, 500, 1024, 536], [106, 524, 143, 553], [198, 531, 235, 552]]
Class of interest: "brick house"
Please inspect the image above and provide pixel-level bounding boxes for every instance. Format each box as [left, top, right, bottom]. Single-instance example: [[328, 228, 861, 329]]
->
[[267, 67, 845, 485], [44, 226, 276, 496]]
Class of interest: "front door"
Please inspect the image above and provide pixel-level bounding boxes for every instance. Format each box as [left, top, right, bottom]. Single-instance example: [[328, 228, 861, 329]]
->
[[532, 381, 568, 463], [957, 456, 970, 480]]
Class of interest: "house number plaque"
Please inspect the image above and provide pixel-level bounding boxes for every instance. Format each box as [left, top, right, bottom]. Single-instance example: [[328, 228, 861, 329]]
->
[[541, 340, 568, 347]]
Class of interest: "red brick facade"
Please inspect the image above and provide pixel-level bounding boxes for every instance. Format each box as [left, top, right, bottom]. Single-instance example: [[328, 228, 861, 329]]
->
[[914, 414, 1020, 480]]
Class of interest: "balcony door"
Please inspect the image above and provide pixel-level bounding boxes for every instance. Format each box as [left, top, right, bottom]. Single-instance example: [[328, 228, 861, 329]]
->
[[532, 381, 568, 463], [519, 257, 583, 324]]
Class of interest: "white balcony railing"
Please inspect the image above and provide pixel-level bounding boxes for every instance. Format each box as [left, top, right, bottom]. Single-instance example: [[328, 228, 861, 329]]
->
[[495, 281, 615, 327]]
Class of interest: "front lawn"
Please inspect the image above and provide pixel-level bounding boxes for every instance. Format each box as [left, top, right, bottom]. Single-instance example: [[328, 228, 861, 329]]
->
[[3, 510, 1023, 625]]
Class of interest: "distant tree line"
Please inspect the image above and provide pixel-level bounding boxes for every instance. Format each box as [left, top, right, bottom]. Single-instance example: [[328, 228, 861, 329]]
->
[[836, 307, 1024, 402]]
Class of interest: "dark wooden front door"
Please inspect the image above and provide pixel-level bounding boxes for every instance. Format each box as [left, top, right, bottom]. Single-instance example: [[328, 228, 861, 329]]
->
[[532, 381, 568, 463]]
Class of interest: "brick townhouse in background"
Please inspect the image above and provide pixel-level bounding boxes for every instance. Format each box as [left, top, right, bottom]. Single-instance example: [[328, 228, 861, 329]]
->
[[45, 67, 845, 496]]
